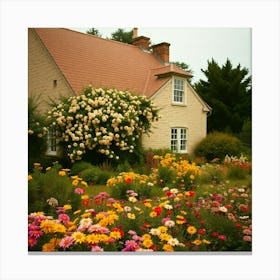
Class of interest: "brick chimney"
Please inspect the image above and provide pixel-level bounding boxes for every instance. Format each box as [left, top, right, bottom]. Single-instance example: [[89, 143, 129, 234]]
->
[[132, 28, 150, 50], [152, 42, 170, 63]]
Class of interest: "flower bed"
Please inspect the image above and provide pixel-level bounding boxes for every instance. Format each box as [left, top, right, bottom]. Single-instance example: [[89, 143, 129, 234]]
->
[[28, 155, 251, 252]]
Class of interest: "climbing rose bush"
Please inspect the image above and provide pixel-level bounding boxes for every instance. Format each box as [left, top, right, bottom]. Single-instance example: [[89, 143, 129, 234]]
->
[[48, 87, 159, 162]]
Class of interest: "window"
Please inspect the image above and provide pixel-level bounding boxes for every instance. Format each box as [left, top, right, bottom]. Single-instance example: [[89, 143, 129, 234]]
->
[[46, 128, 57, 156], [171, 128, 187, 153], [173, 78, 185, 104]]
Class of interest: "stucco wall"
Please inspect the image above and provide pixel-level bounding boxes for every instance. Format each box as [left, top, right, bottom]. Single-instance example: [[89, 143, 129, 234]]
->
[[142, 77, 208, 154], [28, 29, 73, 113]]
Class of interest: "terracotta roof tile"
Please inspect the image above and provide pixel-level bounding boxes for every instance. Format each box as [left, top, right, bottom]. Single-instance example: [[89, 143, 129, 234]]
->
[[34, 28, 191, 97]]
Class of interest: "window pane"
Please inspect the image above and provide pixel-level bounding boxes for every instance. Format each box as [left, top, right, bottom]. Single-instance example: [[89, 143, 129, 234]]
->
[[173, 79, 184, 103]]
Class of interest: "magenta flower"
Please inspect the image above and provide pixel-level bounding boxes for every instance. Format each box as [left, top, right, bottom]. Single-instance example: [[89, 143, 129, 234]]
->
[[122, 240, 140, 251], [218, 235, 227, 241], [58, 214, 70, 225]]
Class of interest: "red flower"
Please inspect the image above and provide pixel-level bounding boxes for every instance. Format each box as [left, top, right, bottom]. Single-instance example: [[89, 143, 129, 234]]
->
[[166, 191, 172, 197], [143, 222, 151, 228], [82, 199, 90, 207], [211, 231, 219, 238], [166, 210, 173, 216], [189, 191, 195, 197], [125, 177, 133, 184], [198, 228, 206, 235], [225, 204, 233, 209], [153, 206, 162, 216], [235, 223, 242, 228]]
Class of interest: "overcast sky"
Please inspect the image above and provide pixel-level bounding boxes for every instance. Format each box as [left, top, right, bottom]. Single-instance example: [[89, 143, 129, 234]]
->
[[71, 27, 251, 83]]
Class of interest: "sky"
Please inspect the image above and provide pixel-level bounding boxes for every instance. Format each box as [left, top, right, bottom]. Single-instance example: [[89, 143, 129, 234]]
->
[[71, 27, 251, 83]]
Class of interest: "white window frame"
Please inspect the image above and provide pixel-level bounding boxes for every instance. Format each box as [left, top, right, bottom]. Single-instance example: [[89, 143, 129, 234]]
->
[[46, 128, 58, 156], [172, 78, 185, 105], [170, 127, 188, 153]]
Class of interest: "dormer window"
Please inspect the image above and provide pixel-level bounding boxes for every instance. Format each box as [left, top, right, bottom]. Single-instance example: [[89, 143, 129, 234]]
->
[[173, 78, 185, 104]]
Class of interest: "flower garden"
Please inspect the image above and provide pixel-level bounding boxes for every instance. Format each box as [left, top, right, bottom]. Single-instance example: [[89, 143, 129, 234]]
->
[[28, 153, 252, 252]]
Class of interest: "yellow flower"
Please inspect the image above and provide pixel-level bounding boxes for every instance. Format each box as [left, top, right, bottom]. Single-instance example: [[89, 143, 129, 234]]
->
[[159, 233, 172, 242], [143, 238, 153, 248], [163, 244, 174, 252], [109, 231, 122, 240], [58, 170, 66, 176], [157, 226, 168, 233], [86, 234, 100, 244], [73, 209, 81, 215], [72, 179, 79, 186], [81, 195, 89, 200], [202, 239, 211, 245], [187, 226, 197, 235], [28, 175, 33, 181], [149, 211, 157, 218], [190, 174, 195, 180], [81, 181, 88, 187], [192, 239, 202, 246], [127, 213, 136, 219], [72, 231, 86, 244], [142, 234, 152, 240], [63, 204, 72, 211], [42, 238, 60, 252]]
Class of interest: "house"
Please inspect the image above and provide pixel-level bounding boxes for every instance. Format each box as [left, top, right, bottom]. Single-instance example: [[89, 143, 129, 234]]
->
[[28, 28, 211, 156]]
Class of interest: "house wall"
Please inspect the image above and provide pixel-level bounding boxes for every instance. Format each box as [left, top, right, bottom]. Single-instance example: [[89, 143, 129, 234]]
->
[[28, 29, 73, 113], [142, 77, 208, 154]]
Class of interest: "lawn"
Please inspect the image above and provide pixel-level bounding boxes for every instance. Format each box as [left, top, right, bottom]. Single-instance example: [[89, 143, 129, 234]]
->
[[28, 154, 252, 252]]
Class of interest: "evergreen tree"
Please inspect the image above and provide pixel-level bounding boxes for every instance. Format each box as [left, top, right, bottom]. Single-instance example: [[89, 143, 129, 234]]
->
[[195, 58, 251, 134], [111, 28, 133, 44]]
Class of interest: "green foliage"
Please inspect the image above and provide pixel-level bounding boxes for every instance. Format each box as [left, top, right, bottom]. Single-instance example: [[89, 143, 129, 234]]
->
[[194, 132, 243, 161], [197, 164, 224, 184], [226, 165, 247, 180], [86, 28, 102, 37], [110, 28, 133, 44], [70, 161, 94, 175], [28, 95, 48, 162], [195, 58, 251, 135], [116, 160, 132, 173], [81, 167, 114, 185], [28, 166, 80, 214]]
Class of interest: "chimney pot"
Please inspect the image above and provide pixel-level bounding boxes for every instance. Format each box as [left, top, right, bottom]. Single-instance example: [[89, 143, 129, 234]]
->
[[152, 42, 170, 63], [133, 27, 138, 39], [132, 35, 150, 50]]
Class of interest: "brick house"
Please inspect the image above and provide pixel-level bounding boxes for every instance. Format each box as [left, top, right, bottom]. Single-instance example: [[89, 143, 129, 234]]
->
[[28, 28, 211, 156]]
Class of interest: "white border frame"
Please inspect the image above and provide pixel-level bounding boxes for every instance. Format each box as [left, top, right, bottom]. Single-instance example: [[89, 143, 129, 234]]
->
[[1, 1, 280, 280]]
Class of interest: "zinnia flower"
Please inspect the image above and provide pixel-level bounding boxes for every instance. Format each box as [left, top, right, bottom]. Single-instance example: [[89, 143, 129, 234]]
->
[[187, 226, 197, 235], [59, 236, 74, 249]]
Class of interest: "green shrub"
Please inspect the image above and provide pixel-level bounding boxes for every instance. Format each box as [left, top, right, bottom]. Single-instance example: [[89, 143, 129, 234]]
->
[[116, 160, 132, 173], [80, 167, 114, 185], [197, 164, 224, 184], [194, 132, 243, 161], [70, 161, 94, 176], [226, 165, 247, 180], [28, 167, 80, 214]]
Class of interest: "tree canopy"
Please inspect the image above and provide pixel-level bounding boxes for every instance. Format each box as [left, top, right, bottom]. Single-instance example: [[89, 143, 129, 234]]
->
[[86, 28, 102, 37], [110, 28, 133, 44], [194, 58, 251, 135]]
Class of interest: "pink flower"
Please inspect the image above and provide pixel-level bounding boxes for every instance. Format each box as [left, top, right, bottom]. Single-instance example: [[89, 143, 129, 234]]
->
[[58, 214, 70, 225], [59, 236, 74, 249], [218, 235, 227, 241], [243, 235, 252, 242], [128, 230, 137, 235], [91, 245, 104, 252], [161, 217, 171, 225], [75, 188, 85, 194], [243, 228, 252, 235]]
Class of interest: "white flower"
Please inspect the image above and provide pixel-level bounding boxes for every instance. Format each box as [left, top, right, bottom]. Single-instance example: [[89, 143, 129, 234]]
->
[[219, 206, 228, 213], [167, 238, 179, 246], [164, 220, 175, 228]]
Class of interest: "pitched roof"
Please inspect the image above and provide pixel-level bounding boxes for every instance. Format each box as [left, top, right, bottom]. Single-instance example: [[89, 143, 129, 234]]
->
[[33, 28, 192, 98]]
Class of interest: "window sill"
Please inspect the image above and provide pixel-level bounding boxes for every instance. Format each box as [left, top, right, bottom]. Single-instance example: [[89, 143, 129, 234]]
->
[[171, 102, 187, 107]]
